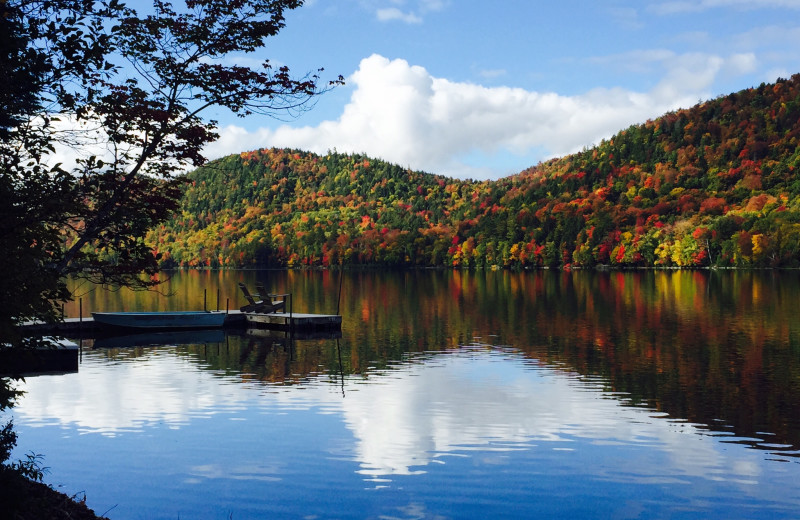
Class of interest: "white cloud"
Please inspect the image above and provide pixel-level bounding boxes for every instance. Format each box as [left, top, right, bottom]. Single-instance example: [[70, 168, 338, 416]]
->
[[205, 52, 750, 180], [366, 0, 447, 23], [418, 0, 447, 12], [728, 53, 758, 74], [733, 24, 800, 50], [608, 7, 644, 29], [478, 68, 507, 79], [376, 7, 421, 23]]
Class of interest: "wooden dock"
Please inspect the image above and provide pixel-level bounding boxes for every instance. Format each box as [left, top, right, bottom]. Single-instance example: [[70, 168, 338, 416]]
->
[[242, 311, 342, 330], [20, 310, 342, 335], [0, 339, 79, 376]]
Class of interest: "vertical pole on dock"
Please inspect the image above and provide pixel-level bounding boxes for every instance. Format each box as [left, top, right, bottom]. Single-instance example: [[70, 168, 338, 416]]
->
[[78, 299, 83, 357], [204, 289, 207, 311], [216, 289, 220, 312], [336, 271, 343, 316]]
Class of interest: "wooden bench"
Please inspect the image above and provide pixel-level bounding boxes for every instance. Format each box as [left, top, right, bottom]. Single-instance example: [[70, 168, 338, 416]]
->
[[238, 282, 285, 313]]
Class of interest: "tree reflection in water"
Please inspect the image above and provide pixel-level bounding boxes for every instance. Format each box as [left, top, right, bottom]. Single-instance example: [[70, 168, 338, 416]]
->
[[64, 269, 800, 454]]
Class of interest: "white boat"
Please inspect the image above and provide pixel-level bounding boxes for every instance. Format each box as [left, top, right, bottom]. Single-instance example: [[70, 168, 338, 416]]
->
[[91, 311, 227, 330]]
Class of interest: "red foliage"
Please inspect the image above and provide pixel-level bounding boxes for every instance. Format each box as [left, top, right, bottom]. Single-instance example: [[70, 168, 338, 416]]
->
[[692, 227, 707, 240], [699, 197, 726, 215]]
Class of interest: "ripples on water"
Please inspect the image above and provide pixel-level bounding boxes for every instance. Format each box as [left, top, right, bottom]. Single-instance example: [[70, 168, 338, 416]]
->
[[5, 270, 800, 519]]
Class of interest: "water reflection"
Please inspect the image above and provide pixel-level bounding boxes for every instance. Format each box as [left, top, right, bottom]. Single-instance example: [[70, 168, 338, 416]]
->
[[11, 338, 799, 483], [15, 348, 236, 435], [92, 329, 225, 349], [333, 349, 763, 482], [9, 324, 800, 519], [60, 269, 800, 453]]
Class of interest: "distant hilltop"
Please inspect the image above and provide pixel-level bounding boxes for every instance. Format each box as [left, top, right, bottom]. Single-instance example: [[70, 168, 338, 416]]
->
[[147, 74, 800, 269]]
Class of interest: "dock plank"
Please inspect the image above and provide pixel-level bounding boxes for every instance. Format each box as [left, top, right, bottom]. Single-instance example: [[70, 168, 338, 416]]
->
[[19, 310, 341, 334]]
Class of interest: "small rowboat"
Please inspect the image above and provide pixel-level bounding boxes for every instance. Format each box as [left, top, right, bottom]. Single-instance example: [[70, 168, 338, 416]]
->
[[91, 311, 227, 330]]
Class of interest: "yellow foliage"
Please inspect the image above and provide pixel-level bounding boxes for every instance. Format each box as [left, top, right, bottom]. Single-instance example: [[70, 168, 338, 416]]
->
[[752, 234, 766, 259], [667, 242, 679, 266], [654, 242, 670, 264]]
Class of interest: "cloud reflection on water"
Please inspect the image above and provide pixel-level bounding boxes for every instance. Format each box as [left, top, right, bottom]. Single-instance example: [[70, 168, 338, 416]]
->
[[10, 345, 767, 488]]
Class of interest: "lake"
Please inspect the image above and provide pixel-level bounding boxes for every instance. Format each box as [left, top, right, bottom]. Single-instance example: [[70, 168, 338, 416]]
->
[[5, 269, 800, 519]]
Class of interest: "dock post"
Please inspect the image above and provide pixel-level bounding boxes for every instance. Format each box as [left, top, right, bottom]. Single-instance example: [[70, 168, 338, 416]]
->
[[226, 298, 229, 314], [79, 298, 82, 324], [204, 289, 207, 311], [216, 289, 220, 312], [337, 271, 343, 316]]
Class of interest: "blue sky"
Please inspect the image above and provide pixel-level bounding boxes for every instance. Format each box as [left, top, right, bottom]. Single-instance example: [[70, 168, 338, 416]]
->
[[189, 1, 800, 179]]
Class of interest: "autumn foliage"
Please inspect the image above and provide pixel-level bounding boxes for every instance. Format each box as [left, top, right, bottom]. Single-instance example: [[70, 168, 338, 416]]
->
[[148, 75, 800, 269]]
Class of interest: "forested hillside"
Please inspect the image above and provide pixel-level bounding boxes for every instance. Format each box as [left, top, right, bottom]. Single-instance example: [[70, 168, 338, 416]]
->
[[146, 75, 800, 269]]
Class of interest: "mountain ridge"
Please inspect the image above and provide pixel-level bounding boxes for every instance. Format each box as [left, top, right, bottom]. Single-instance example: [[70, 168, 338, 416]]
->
[[146, 74, 800, 269]]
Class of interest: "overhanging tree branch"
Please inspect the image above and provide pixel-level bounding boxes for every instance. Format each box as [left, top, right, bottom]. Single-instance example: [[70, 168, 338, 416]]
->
[[2, 0, 342, 341]]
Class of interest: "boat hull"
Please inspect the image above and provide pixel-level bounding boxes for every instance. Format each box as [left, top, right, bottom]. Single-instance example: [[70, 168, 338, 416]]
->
[[91, 311, 227, 330]]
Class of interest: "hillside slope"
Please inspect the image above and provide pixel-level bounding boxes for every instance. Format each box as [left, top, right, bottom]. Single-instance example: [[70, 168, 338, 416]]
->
[[147, 75, 800, 268]]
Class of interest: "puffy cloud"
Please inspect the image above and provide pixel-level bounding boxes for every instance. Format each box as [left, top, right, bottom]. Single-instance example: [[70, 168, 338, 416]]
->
[[728, 53, 758, 74], [206, 52, 748, 179], [376, 7, 421, 23], [363, 0, 447, 24]]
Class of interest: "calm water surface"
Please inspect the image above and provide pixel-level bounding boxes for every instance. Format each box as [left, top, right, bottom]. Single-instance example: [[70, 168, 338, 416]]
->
[[6, 270, 800, 519]]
